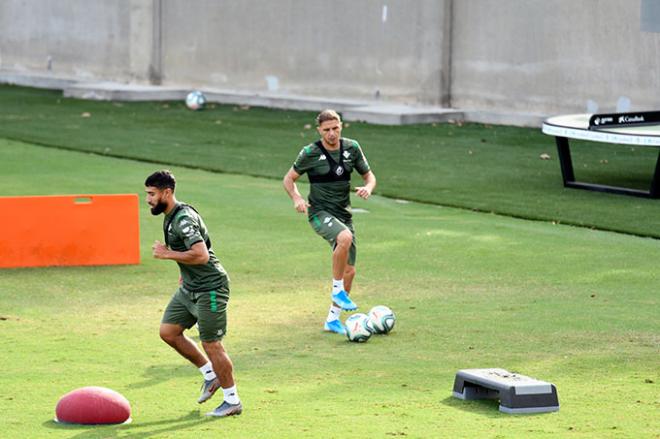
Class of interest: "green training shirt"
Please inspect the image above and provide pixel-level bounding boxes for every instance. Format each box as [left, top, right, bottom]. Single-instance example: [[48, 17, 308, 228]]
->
[[163, 203, 228, 292], [293, 137, 371, 223]]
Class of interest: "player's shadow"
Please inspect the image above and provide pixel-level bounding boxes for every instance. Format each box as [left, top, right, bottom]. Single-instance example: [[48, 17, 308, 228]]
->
[[43, 409, 221, 438], [439, 396, 504, 418], [127, 363, 193, 389]]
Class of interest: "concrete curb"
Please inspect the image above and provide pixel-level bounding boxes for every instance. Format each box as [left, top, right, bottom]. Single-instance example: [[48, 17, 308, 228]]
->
[[0, 71, 546, 127]]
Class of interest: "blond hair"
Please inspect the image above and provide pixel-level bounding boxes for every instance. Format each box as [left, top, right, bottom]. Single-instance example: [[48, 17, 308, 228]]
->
[[316, 109, 341, 126]]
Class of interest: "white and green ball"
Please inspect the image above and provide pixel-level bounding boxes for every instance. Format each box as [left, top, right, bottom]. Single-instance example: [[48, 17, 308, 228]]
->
[[345, 313, 373, 343], [367, 305, 396, 334], [185, 90, 207, 111]]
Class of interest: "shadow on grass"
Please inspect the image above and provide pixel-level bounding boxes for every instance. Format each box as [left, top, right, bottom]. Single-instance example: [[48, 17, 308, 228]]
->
[[127, 363, 194, 390], [439, 396, 503, 418], [439, 396, 552, 418], [42, 409, 227, 438]]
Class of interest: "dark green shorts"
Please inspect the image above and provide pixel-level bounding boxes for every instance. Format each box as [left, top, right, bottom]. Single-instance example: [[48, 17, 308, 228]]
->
[[161, 285, 230, 342], [309, 210, 357, 266]]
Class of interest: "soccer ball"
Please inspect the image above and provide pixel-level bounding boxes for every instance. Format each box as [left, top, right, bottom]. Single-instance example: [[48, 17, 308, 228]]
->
[[367, 305, 396, 334], [185, 90, 206, 111], [345, 313, 373, 343]]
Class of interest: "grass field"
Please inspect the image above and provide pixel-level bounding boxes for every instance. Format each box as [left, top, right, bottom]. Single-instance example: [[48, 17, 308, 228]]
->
[[0, 141, 658, 438], [1, 85, 660, 238]]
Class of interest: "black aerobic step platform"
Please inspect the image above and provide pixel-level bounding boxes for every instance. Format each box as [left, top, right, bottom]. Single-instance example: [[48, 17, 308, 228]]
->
[[452, 368, 559, 414]]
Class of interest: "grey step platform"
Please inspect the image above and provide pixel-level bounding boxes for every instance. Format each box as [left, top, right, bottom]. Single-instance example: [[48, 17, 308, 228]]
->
[[452, 368, 559, 414]]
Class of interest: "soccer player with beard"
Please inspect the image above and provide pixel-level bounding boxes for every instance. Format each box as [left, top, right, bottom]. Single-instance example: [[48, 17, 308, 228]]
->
[[145, 170, 242, 418]]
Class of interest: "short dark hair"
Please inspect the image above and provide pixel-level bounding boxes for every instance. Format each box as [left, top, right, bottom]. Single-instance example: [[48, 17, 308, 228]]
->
[[316, 109, 341, 126], [145, 170, 176, 191]]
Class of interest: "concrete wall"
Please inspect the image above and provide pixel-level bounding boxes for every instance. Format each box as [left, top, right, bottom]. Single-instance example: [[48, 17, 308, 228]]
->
[[0, 0, 155, 82], [159, 0, 451, 105], [1, 0, 659, 116], [451, 0, 660, 114], [0, 0, 451, 104]]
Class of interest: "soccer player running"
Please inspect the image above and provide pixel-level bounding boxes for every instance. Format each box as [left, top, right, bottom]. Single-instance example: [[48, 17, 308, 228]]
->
[[145, 170, 242, 418], [283, 109, 376, 334]]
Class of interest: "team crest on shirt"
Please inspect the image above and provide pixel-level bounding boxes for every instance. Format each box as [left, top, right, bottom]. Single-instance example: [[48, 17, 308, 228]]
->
[[179, 219, 195, 237], [343, 151, 351, 158]]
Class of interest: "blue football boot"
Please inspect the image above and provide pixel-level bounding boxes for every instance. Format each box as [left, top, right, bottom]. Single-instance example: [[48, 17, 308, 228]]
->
[[324, 319, 347, 335], [331, 290, 357, 311]]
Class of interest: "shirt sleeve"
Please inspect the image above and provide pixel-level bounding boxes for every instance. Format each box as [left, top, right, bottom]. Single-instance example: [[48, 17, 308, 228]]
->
[[174, 213, 204, 249], [353, 142, 371, 175], [292, 146, 313, 175]]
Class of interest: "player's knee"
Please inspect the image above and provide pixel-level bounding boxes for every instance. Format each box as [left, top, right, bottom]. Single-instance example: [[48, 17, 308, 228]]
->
[[202, 340, 224, 357], [336, 230, 353, 248], [159, 327, 176, 345], [202, 340, 218, 351]]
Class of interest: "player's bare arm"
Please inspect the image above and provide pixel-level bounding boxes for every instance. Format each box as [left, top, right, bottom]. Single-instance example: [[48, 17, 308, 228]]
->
[[152, 240, 210, 265], [283, 167, 310, 213], [355, 171, 376, 200]]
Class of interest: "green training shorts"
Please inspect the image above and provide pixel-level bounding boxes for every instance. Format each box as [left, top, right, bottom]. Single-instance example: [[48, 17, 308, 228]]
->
[[309, 210, 357, 266], [161, 285, 230, 342]]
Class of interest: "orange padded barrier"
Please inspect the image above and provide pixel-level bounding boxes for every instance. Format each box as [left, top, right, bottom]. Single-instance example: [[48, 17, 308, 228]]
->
[[0, 194, 140, 268]]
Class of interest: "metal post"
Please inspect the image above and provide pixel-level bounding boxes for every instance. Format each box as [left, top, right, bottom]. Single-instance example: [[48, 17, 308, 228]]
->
[[554, 136, 575, 185], [649, 150, 660, 198]]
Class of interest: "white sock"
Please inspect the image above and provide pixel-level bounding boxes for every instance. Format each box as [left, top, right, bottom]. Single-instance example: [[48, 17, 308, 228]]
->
[[332, 278, 344, 295], [326, 304, 342, 322], [199, 362, 217, 381], [223, 385, 240, 404]]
